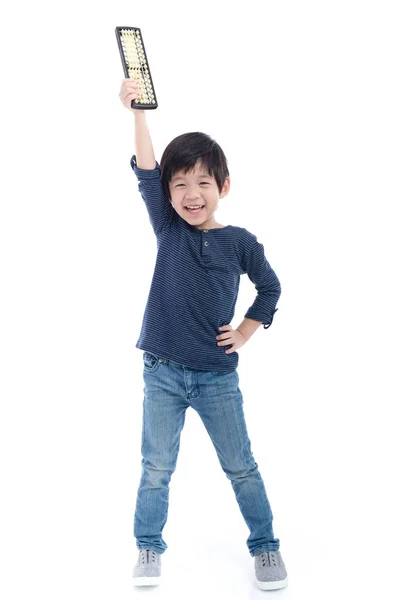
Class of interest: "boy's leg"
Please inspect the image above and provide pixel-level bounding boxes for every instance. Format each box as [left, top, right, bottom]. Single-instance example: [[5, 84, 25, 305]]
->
[[134, 352, 189, 554], [192, 369, 280, 557]]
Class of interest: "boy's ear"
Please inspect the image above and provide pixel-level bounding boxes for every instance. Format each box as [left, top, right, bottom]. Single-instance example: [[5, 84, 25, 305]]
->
[[220, 177, 230, 198]]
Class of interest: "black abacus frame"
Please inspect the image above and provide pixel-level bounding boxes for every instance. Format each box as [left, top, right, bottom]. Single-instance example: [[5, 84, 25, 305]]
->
[[115, 26, 158, 110]]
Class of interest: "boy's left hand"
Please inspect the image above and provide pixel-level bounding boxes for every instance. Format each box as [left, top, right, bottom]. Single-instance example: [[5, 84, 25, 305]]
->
[[216, 324, 246, 354]]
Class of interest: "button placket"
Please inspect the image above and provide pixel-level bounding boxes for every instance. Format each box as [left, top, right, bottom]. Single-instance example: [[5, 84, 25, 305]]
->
[[201, 229, 211, 258]]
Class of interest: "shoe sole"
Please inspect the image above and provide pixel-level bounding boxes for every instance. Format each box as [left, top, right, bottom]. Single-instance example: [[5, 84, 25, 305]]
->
[[133, 576, 161, 587], [256, 576, 288, 590]]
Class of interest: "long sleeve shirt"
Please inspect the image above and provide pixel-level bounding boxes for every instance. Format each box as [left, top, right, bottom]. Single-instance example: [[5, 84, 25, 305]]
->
[[130, 155, 281, 374]]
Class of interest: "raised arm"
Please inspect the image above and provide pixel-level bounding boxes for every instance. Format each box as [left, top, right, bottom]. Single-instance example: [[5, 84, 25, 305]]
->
[[119, 78, 174, 235], [119, 78, 156, 169], [133, 112, 156, 170]]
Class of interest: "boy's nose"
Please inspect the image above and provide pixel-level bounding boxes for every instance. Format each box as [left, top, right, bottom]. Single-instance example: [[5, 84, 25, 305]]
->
[[185, 188, 201, 199]]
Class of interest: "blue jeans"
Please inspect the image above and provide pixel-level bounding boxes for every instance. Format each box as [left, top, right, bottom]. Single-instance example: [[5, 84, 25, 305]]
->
[[133, 351, 280, 557]]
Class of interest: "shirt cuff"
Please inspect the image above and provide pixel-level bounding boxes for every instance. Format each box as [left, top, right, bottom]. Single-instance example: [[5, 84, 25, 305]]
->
[[130, 154, 161, 177], [262, 308, 278, 329]]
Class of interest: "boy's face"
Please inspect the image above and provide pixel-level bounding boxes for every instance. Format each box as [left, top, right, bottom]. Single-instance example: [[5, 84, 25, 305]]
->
[[168, 161, 230, 229]]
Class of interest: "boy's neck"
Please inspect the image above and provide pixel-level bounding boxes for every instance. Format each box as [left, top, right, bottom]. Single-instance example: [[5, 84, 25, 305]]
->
[[193, 221, 226, 230]]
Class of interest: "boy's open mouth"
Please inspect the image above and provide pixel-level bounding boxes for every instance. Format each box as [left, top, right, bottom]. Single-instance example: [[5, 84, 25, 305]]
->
[[185, 205, 204, 214]]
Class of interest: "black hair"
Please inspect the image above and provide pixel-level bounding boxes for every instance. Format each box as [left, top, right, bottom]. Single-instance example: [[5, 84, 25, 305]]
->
[[160, 132, 229, 201]]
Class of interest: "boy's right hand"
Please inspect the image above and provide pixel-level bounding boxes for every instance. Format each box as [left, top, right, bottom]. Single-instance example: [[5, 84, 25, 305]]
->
[[119, 77, 145, 114]]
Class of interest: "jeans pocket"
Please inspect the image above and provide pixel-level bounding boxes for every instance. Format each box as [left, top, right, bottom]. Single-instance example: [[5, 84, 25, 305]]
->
[[143, 351, 160, 372]]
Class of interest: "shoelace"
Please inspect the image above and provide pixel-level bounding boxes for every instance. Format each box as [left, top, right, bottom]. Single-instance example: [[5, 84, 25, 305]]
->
[[139, 549, 157, 564], [260, 551, 278, 567]]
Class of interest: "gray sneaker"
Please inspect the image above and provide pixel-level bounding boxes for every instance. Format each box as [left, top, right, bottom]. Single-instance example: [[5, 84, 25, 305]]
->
[[132, 549, 161, 586], [254, 550, 288, 590]]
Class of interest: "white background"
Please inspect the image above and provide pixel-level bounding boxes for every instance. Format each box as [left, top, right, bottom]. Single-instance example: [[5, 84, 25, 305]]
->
[[1, 1, 399, 598]]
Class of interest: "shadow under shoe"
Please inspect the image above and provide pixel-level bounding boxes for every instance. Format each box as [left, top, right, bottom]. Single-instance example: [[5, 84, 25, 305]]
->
[[133, 549, 161, 586]]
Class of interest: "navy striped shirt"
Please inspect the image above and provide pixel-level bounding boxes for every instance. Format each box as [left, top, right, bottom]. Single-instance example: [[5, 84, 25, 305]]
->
[[131, 155, 281, 373]]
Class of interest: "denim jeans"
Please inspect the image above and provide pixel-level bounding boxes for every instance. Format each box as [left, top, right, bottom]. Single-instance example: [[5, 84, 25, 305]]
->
[[133, 351, 280, 557]]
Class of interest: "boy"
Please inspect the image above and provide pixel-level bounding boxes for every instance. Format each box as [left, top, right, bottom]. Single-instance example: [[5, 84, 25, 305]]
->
[[119, 77, 288, 591]]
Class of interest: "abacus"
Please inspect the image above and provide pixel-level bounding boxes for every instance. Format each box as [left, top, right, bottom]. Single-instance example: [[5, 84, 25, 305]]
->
[[115, 26, 158, 109]]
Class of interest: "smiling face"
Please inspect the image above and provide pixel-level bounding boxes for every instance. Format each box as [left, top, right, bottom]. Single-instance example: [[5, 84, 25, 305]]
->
[[168, 161, 230, 229]]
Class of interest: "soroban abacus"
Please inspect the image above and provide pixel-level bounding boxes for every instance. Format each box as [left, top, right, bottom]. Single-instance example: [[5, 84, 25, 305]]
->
[[115, 26, 158, 110]]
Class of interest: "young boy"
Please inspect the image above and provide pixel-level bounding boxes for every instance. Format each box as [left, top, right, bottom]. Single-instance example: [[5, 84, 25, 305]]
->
[[119, 77, 288, 591]]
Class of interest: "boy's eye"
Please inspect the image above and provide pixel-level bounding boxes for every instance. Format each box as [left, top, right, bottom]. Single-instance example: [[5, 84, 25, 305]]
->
[[174, 182, 210, 188]]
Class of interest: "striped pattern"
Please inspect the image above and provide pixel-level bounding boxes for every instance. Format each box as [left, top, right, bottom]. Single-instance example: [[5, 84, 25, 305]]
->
[[131, 155, 281, 373]]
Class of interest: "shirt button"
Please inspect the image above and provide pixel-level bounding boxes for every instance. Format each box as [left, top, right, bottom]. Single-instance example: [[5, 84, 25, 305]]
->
[[203, 229, 208, 233], [204, 241, 209, 246]]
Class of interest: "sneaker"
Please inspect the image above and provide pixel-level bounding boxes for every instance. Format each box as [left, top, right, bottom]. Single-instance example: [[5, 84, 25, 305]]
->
[[132, 549, 161, 586], [254, 550, 288, 590]]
